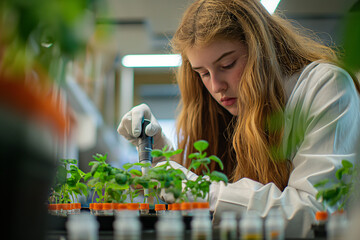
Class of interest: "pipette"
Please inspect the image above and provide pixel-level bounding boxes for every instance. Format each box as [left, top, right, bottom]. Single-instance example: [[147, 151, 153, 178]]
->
[[138, 118, 153, 203]]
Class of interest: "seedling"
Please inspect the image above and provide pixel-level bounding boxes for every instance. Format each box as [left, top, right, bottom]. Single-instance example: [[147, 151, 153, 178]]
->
[[314, 159, 357, 211], [121, 162, 152, 203], [50, 159, 88, 204], [150, 146, 187, 202], [150, 140, 228, 203], [185, 140, 228, 202], [85, 153, 129, 203]]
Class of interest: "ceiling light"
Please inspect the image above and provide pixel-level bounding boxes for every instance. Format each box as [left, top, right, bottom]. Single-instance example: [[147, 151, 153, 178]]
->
[[122, 54, 182, 68], [260, 0, 281, 15]]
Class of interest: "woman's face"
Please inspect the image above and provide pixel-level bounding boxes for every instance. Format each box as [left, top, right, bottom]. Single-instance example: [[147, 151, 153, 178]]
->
[[186, 39, 248, 116]]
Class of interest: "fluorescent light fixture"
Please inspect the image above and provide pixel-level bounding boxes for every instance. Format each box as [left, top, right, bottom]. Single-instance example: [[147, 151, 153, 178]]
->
[[122, 54, 182, 68], [260, 0, 281, 15]]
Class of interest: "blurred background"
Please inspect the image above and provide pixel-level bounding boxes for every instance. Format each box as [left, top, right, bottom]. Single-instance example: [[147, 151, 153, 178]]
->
[[0, 0, 359, 182], [7, 0, 357, 170], [69, 0, 360, 170]]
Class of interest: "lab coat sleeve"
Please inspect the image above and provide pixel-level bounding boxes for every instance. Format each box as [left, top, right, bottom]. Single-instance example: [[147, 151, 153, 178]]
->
[[212, 63, 360, 238]]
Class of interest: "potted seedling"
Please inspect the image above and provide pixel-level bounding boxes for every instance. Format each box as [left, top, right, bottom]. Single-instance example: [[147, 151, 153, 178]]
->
[[49, 159, 88, 215], [312, 159, 357, 238], [150, 147, 187, 203], [85, 153, 131, 204], [185, 140, 228, 202], [150, 140, 228, 204]]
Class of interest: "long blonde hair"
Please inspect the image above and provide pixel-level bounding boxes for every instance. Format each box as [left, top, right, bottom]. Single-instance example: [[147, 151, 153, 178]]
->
[[172, 0, 341, 190]]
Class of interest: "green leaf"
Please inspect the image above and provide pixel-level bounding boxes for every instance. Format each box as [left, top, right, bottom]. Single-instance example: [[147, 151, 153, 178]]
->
[[335, 168, 344, 180], [122, 163, 133, 170], [188, 153, 200, 159], [84, 172, 92, 182], [194, 140, 209, 152], [90, 162, 100, 176], [115, 173, 128, 185], [196, 158, 211, 164], [132, 162, 151, 168], [209, 171, 228, 184], [67, 159, 78, 164], [209, 155, 224, 170], [56, 166, 67, 185], [342, 160, 353, 169], [173, 149, 183, 155], [77, 182, 88, 196], [151, 149, 164, 157], [316, 190, 324, 200], [163, 151, 176, 159], [67, 178, 76, 187], [313, 179, 330, 188], [189, 161, 202, 170], [129, 169, 142, 176], [323, 188, 340, 201]]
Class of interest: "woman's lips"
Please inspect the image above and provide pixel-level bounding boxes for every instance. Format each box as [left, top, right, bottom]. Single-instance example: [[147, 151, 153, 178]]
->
[[221, 97, 237, 106]]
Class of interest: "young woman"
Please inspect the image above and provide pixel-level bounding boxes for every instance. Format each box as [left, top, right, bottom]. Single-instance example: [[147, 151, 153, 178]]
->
[[118, 0, 360, 237]]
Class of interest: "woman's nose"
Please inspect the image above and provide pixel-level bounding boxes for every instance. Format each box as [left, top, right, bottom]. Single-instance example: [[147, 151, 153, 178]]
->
[[211, 74, 227, 93]]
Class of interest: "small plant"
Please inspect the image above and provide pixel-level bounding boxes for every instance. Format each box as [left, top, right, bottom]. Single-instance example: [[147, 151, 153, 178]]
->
[[150, 146, 187, 202], [121, 162, 152, 203], [50, 159, 88, 204], [185, 140, 228, 202], [314, 159, 357, 211], [85, 153, 129, 203], [150, 140, 228, 203], [49, 139, 229, 207], [85, 153, 153, 203]]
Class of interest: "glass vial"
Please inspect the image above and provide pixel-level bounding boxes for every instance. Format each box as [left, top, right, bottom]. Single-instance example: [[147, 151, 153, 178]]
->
[[327, 210, 348, 240], [265, 208, 285, 240], [113, 210, 141, 240], [220, 212, 237, 240], [66, 213, 99, 240], [156, 211, 184, 240], [191, 208, 212, 240], [239, 211, 263, 240]]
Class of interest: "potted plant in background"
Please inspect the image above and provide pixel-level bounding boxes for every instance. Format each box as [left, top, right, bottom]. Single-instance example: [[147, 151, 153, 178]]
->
[[49, 158, 88, 215], [312, 159, 357, 238]]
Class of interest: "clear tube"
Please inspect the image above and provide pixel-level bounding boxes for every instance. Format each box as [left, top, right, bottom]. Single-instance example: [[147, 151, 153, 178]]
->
[[265, 208, 285, 240], [191, 209, 212, 240], [113, 210, 141, 240], [66, 213, 99, 240], [220, 212, 237, 240], [156, 211, 184, 240], [327, 211, 348, 240], [239, 211, 263, 240]]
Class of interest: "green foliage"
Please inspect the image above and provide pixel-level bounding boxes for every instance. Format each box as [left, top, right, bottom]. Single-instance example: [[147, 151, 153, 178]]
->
[[50, 158, 88, 204], [314, 159, 357, 210], [149, 146, 186, 203], [149, 140, 228, 203], [185, 140, 228, 202], [50, 139, 228, 205]]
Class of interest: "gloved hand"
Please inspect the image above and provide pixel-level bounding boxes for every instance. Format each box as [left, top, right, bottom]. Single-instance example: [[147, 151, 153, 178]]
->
[[156, 160, 221, 211], [117, 104, 174, 163]]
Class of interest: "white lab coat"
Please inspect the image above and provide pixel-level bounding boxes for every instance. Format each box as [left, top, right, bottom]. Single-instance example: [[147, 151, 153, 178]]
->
[[157, 61, 360, 238], [211, 61, 360, 238]]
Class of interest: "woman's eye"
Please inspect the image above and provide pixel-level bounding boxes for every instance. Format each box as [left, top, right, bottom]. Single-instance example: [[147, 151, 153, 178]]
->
[[223, 61, 236, 69], [201, 72, 210, 78]]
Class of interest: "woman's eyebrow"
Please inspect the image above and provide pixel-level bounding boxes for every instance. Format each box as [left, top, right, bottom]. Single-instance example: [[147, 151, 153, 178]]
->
[[213, 50, 236, 64], [192, 50, 236, 70]]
